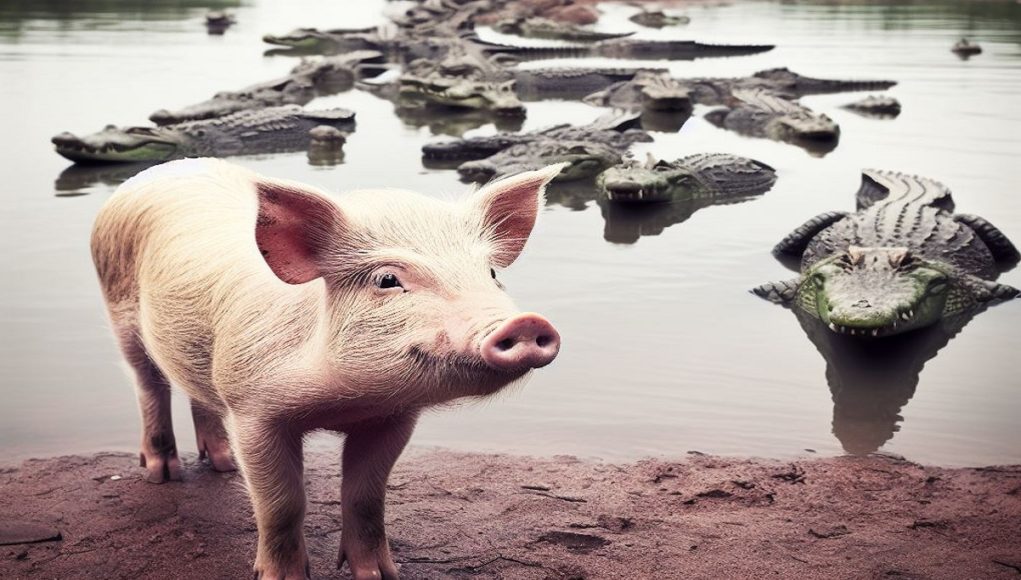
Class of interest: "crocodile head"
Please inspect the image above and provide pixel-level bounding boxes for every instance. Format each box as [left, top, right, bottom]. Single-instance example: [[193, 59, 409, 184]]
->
[[636, 72, 692, 112], [796, 247, 952, 337], [52, 125, 181, 163], [400, 78, 525, 116], [599, 156, 699, 203], [457, 142, 618, 183], [777, 111, 840, 142], [263, 28, 334, 49]]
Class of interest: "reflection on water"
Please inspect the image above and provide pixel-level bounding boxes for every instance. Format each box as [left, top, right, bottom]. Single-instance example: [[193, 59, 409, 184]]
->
[[795, 311, 975, 456], [54, 162, 159, 193]]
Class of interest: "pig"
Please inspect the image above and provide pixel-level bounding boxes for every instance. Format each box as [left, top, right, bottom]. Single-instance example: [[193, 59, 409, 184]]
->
[[90, 158, 564, 579]]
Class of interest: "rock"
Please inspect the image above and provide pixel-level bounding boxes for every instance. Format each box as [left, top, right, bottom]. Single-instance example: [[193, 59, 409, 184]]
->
[[0, 521, 62, 546]]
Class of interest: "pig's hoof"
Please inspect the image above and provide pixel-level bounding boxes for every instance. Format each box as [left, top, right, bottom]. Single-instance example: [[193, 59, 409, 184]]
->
[[198, 444, 237, 472], [139, 450, 182, 483], [339, 545, 400, 580], [253, 560, 311, 580]]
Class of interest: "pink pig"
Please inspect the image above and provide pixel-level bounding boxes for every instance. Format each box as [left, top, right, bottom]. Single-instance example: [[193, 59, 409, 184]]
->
[[90, 158, 563, 579]]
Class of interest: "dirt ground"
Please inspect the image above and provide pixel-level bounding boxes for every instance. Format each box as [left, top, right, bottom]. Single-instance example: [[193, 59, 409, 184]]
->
[[1, 449, 1019, 579]]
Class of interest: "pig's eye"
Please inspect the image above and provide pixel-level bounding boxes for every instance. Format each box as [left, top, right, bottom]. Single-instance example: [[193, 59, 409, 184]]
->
[[490, 268, 497, 279], [378, 273, 402, 290]]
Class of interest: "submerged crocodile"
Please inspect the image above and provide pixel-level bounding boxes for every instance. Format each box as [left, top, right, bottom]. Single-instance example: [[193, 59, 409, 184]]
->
[[52, 105, 355, 163], [705, 89, 840, 153], [629, 10, 690, 28], [148, 51, 383, 125], [753, 170, 1020, 337], [842, 95, 901, 118], [421, 111, 648, 165], [584, 71, 692, 113], [493, 17, 634, 42], [598, 153, 777, 204], [457, 140, 624, 183]]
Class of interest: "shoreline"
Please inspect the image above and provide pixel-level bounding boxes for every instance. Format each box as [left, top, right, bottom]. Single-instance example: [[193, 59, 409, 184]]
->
[[2, 450, 1019, 579]]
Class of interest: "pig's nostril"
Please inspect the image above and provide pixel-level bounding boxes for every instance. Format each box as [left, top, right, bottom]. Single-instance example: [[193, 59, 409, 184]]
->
[[496, 338, 515, 351], [536, 335, 552, 348]]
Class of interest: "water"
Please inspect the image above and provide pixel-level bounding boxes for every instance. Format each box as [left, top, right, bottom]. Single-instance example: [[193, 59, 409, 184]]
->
[[2, 0, 1019, 467]]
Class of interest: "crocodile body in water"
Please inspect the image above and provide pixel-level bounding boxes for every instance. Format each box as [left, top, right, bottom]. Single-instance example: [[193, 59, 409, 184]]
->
[[457, 140, 625, 183], [598, 154, 777, 204], [705, 89, 840, 154], [753, 170, 1020, 337], [421, 111, 648, 166], [52, 105, 355, 163], [492, 17, 634, 42]]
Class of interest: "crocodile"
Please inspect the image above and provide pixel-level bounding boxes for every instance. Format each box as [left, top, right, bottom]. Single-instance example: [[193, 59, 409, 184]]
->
[[493, 17, 634, 42], [704, 89, 840, 154], [753, 170, 1020, 337], [842, 95, 901, 118], [629, 10, 690, 28], [592, 39, 773, 60], [148, 51, 383, 125], [598, 153, 777, 204], [457, 140, 624, 183], [584, 71, 693, 113], [513, 67, 668, 101], [421, 110, 648, 165], [52, 105, 356, 164], [952, 38, 982, 57]]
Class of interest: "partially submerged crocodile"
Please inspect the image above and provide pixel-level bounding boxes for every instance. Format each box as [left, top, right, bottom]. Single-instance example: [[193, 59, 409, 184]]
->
[[629, 10, 690, 28], [705, 89, 840, 153], [52, 105, 356, 163], [584, 71, 693, 113], [753, 170, 1020, 337], [457, 140, 624, 183], [492, 17, 634, 42], [842, 95, 901, 118], [598, 153, 777, 204], [421, 111, 648, 165], [148, 51, 383, 125], [513, 67, 668, 101]]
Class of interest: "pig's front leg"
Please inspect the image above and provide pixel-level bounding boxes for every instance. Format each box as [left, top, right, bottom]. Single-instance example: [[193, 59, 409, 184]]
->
[[338, 412, 419, 580], [230, 417, 310, 580]]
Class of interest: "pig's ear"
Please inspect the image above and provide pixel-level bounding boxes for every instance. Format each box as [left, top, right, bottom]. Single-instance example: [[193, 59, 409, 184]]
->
[[473, 163, 566, 267], [255, 180, 346, 284]]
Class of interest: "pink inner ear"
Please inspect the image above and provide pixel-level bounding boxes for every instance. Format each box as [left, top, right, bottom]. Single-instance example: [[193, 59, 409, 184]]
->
[[255, 182, 335, 284], [480, 178, 543, 268]]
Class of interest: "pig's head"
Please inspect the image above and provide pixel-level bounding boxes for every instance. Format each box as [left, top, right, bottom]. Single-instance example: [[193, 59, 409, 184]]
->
[[254, 164, 564, 405]]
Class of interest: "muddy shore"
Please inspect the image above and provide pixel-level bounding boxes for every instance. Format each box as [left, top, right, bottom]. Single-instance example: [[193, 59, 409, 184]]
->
[[1, 449, 1019, 579]]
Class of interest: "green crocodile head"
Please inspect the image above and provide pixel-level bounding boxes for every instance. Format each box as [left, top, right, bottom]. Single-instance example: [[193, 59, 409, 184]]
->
[[400, 78, 525, 117], [599, 156, 704, 203], [52, 125, 181, 163], [794, 246, 953, 337]]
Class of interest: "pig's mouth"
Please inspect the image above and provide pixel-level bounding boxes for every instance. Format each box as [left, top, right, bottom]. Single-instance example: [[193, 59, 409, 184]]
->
[[407, 346, 530, 390]]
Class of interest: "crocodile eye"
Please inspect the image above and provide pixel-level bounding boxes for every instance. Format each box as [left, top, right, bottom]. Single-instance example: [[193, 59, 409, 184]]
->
[[378, 273, 402, 290], [928, 275, 948, 294]]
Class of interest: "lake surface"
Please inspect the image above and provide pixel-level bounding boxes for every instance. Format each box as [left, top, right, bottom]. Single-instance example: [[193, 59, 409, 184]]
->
[[1, 0, 1019, 467]]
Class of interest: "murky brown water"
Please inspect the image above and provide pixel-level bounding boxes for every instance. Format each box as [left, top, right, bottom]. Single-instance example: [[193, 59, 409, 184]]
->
[[2, 0, 1019, 466]]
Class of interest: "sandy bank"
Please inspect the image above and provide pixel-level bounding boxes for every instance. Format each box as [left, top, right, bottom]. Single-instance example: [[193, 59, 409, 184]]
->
[[1, 450, 1019, 579]]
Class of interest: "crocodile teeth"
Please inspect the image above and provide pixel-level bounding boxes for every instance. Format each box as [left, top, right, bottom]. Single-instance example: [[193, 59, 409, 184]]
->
[[908, 309, 914, 318], [828, 323, 837, 331], [900, 312, 911, 321], [871, 329, 879, 337]]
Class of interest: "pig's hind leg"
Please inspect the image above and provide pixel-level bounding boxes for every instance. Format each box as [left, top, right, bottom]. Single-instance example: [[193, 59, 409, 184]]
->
[[191, 400, 237, 472], [114, 323, 182, 484]]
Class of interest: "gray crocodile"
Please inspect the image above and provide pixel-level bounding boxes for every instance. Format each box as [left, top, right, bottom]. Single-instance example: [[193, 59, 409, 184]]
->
[[493, 17, 634, 42], [629, 10, 690, 28], [513, 67, 668, 101], [704, 89, 840, 153], [593, 39, 772, 60], [421, 111, 648, 165], [457, 140, 624, 183], [148, 51, 382, 125], [52, 105, 356, 164], [583, 71, 693, 113], [842, 95, 901, 118], [262, 26, 388, 54], [598, 153, 777, 204], [753, 170, 1020, 337]]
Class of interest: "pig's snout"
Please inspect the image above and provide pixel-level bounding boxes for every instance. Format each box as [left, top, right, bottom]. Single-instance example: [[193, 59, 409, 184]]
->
[[480, 313, 560, 372]]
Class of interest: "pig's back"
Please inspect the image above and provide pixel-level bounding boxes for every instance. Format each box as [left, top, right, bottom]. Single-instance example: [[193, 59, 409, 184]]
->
[[91, 158, 322, 405]]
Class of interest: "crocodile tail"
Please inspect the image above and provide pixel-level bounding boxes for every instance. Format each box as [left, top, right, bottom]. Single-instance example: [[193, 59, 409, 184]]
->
[[751, 278, 802, 305], [856, 169, 954, 211]]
